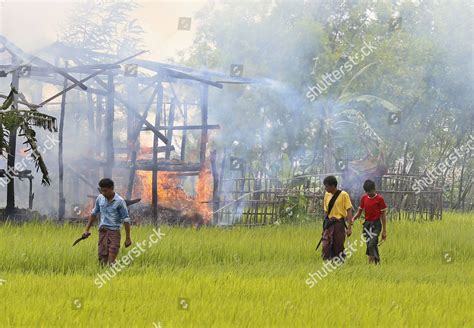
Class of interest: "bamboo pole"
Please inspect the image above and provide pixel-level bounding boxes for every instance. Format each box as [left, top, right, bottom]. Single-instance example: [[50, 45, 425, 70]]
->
[[200, 85, 209, 165], [57, 63, 68, 221], [152, 82, 164, 222], [104, 73, 115, 178]]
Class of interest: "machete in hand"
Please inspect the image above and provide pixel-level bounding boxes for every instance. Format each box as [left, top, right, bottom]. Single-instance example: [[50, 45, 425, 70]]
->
[[72, 232, 91, 247]]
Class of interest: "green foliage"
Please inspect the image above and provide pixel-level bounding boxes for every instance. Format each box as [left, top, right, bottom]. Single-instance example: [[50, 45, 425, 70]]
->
[[278, 193, 312, 224], [0, 86, 58, 185], [182, 0, 472, 205], [0, 111, 22, 131], [60, 0, 144, 57]]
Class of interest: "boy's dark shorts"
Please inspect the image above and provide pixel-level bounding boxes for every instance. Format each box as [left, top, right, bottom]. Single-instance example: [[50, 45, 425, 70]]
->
[[363, 219, 382, 259], [98, 227, 121, 263]]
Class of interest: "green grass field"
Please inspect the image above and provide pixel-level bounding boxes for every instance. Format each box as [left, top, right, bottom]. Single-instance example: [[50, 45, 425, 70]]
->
[[0, 212, 473, 327]]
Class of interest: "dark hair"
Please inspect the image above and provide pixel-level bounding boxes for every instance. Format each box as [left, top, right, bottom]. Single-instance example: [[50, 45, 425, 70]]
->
[[363, 179, 376, 192], [323, 175, 338, 187], [99, 178, 114, 189]]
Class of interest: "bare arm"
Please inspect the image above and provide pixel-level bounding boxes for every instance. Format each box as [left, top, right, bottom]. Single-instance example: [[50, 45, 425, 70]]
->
[[381, 210, 387, 240], [345, 208, 353, 236], [123, 223, 132, 247], [352, 208, 363, 222], [124, 222, 131, 241], [119, 200, 132, 247], [84, 214, 96, 234], [86, 197, 101, 234], [346, 208, 353, 225]]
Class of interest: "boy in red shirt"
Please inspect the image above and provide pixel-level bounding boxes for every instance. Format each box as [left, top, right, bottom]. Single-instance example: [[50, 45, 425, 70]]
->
[[352, 179, 387, 264]]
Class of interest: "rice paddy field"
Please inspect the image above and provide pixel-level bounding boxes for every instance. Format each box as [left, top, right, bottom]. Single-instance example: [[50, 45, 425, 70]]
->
[[0, 212, 472, 327]]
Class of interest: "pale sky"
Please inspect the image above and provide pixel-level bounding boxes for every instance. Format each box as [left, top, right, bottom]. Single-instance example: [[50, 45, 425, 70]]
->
[[0, 0, 208, 62]]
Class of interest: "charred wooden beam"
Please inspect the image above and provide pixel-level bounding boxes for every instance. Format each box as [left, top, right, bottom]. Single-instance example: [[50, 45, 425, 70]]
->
[[65, 164, 97, 191], [166, 69, 224, 89], [210, 150, 219, 224], [125, 76, 139, 201], [104, 73, 115, 178], [174, 172, 201, 177], [0, 169, 32, 178], [152, 82, 164, 221], [96, 95, 104, 157], [116, 160, 202, 172], [126, 77, 139, 149], [38, 50, 147, 107], [181, 103, 188, 161], [0, 35, 88, 90], [62, 64, 120, 72], [141, 124, 220, 131], [0, 65, 120, 76], [17, 170, 32, 178], [58, 62, 68, 221], [0, 94, 39, 110], [126, 83, 163, 203], [126, 150, 137, 200], [68, 53, 169, 144], [127, 83, 161, 152], [23, 74, 109, 96], [118, 95, 169, 144], [28, 177, 34, 210], [87, 92, 95, 155], [165, 100, 176, 160], [200, 85, 209, 165], [115, 146, 175, 154]]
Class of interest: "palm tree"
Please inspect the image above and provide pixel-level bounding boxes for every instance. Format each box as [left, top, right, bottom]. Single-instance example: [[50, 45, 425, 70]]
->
[[1, 86, 57, 213]]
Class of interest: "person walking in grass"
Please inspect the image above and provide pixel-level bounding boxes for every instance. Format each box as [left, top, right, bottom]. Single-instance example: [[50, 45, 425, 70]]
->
[[83, 178, 132, 266], [320, 175, 354, 261], [352, 179, 387, 264]]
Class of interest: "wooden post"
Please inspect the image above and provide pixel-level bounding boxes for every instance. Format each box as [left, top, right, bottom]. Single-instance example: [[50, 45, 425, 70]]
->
[[5, 60, 19, 213], [165, 100, 176, 160], [126, 78, 139, 154], [96, 95, 103, 157], [126, 150, 137, 200], [126, 84, 160, 199], [104, 73, 115, 178], [87, 91, 98, 187], [180, 103, 188, 161], [125, 78, 139, 199], [152, 82, 164, 222], [28, 177, 34, 210], [200, 85, 209, 165], [87, 92, 95, 154], [210, 150, 219, 224], [58, 66, 68, 221], [218, 149, 227, 223]]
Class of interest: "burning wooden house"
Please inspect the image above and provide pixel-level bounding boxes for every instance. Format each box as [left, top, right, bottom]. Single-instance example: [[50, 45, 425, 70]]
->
[[0, 35, 259, 224]]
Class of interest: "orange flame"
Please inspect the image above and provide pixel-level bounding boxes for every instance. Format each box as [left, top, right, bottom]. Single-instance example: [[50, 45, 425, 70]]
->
[[196, 163, 213, 220], [138, 147, 154, 158], [134, 163, 213, 223]]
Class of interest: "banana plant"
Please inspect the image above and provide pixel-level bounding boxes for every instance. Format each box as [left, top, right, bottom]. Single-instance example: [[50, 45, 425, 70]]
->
[[0, 85, 57, 185], [324, 62, 402, 166]]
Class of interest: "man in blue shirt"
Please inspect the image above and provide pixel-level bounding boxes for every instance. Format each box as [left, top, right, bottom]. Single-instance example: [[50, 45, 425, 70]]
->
[[84, 178, 132, 265]]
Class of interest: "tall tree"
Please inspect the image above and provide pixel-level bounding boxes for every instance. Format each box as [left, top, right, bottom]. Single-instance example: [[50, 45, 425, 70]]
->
[[60, 0, 144, 57]]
